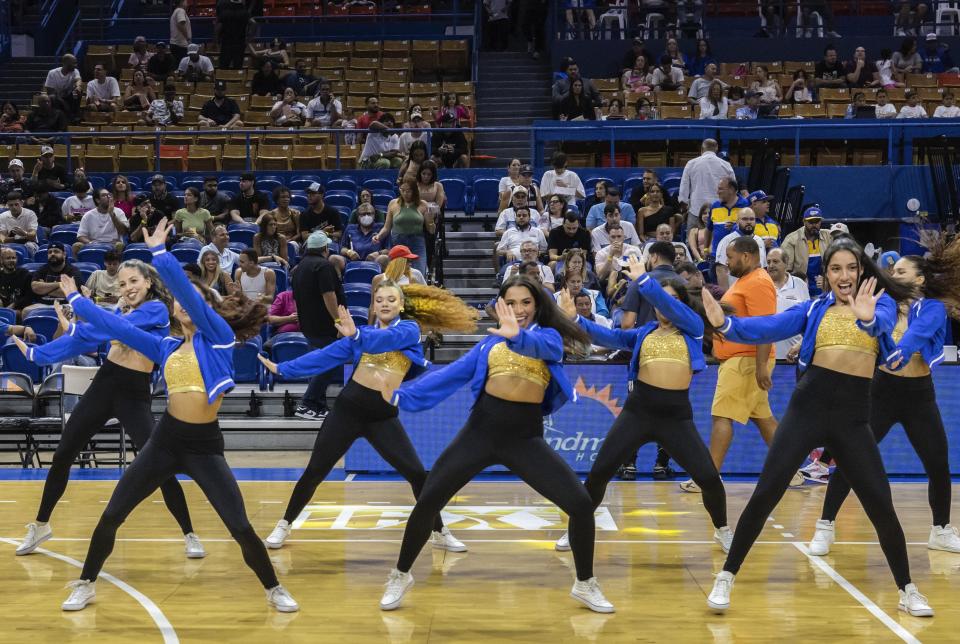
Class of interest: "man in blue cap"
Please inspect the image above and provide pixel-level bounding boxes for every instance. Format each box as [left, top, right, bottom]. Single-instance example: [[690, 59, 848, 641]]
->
[[780, 206, 832, 296], [747, 190, 779, 248]]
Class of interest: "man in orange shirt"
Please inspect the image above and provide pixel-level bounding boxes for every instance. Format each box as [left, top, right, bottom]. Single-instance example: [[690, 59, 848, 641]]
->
[[681, 236, 804, 492]]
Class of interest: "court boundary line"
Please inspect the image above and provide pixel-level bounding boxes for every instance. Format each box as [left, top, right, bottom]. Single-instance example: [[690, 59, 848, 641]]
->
[[0, 538, 179, 644], [791, 542, 920, 644]]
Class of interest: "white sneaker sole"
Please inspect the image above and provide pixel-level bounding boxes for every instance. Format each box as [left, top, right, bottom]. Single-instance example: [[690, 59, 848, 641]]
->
[[707, 598, 729, 613], [570, 592, 615, 613], [264, 540, 286, 550], [898, 603, 934, 617], [185, 550, 207, 559], [927, 541, 960, 554], [269, 599, 299, 613], [16, 531, 51, 556], [679, 482, 701, 494], [62, 596, 94, 611], [555, 542, 571, 552], [379, 584, 412, 611], [432, 541, 467, 553], [808, 542, 832, 556]]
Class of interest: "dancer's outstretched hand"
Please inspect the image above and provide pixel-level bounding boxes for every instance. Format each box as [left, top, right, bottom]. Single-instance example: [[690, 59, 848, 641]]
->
[[623, 256, 646, 282], [846, 277, 884, 323], [53, 300, 70, 331], [333, 305, 356, 338], [488, 298, 520, 339], [257, 353, 278, 375], [700, 286, 726, 329], [59, 274, 78, 297], [142, 217, 174, 248], [12, 335, 28, 357], [557, 289, 577, 320]]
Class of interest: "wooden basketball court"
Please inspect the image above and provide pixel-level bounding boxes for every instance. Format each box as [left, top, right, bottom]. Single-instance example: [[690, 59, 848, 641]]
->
[[1, 477, 957, 643]]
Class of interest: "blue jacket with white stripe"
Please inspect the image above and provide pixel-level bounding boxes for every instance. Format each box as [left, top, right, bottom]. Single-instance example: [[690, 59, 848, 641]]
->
[[880, 297, 948, 370]]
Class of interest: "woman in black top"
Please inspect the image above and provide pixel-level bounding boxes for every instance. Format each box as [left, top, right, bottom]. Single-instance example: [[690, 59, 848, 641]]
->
[[637, 183, 675, 239], [557, 79, 596, 121], [251, 59, 284, 97]]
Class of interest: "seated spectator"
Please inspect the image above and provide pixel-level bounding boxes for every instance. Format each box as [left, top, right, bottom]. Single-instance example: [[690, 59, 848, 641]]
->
[[501, 240, 555, 291], [146, 41, 177, 83], [26, 241, 79, 315], [0, 246, 34, 314], [634, 96, 658, 120], [497, 206, 547, 264], [85, 64, 120, 113], [260, 186, 300, 249], [32, 186, 63, 231], [844, 92, 867, 118], [32, 147, 69, 192], [355, 96, 385, 131], [688, 62, 722, 103], [676, 259, 724, 300], [934, 91, 960, 117], [897, 90, 928, 118], [786, 70, 814, 104], [540, 151, 585, 202], [1, 159, 33, 204], [542, 192, 569, 231], [574, 289, 613, 336], [748, 190, 780, 247], [128, 194, 163, 243], [498, 162, 541, 213], [198, 81, 244, 129], [548, 211, 592, 270], [25, 95, 68, 137], [228, 172, 269, 223], [143, 83, 183, 126], [234, 248, 276, 304], [177, 44, 214, 82], [875, 88, 898, 118], [431, 114, 469, 168], [698, 81, 729, 119], [347, 188, 385, 225], [173, 186, 213, 242], [285, 58, 317, 96], [270, 87, 308, 126], [845, 46, 880, 88], [398, 140, 428, 185], [42, 54, 82, 123], [894, 1, 930, 37], [341, 203, 388, 266], [621, 37, 656, 75], [61, 179, 94, 222], [921, 33, 958, 73], [148, 174, 181, 218], [199, 176, 230, 223], [714, 207, 768, 289], [603, 98, 627, 121], [551, 61, 601, 117], [110, 175, 135, 217], [876, 48, 903, 89], [128, 36, 153, 70], [892, 37, 923, 82], [687, 38, 717, 77], [555, 248, 600, 291], [591, 203, 640, 251], [636, 183, 677, 240], [595, 224, 642, 281], [250, 38, 290, 68], [555, 268, 608, 318], [305, 81, 343, 127], [640, 221, 684, 259], [199, 247, 236, 297], [664, 37, 687, 72], [122, 70, 156, 112], [814, 44, 847, 90], [582, 180, 607, 217], [417, 159, 446, 220], [73, 187, 128, 257], [360, 113, 403, 169], [736, 91, 761, 119], [199, 225, 239, 274], [252, 213, 289, 267], [372, 249, 427, 292], [751, 65, 783, 102], [1, 190, 38, 253], [586, 186, 636, 228], [436, 92, 472, 125], [557, 78, 597, 121], [0, 101, 25, 134], [623, 55, 653, 94], [84, 249, 121, 304], [300, 182, 344, 245], [399, 106, 431, 155], [650, 55, 684, 91], [495, 186, 544, 241], [267, 289, 299, 340]]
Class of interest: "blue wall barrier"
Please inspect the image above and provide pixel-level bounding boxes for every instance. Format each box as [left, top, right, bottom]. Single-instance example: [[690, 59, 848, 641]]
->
[[345, 363, 960, 476]]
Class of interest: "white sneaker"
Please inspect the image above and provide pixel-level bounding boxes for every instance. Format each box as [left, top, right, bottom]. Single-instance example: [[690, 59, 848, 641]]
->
[[799, 460, 830, 484], [184, 532, 206, 559], [266, 584, 299, 612], [555, 532, 571, 552], [431, 527, 467, 553], [707, 571, 734, 613], [570, 577, 615, 613], [62, 580, 96, 611], [16, 522, 52, 556], [928, 524, 960, 553], [898, 583, 934, 617], [714, 526, 733, 553], [808, 519, 835, 556], [788, 470, 805, 488], [265, 519, 291, 549], [679, 479, 701, 493], [380, 569, 414, 611]]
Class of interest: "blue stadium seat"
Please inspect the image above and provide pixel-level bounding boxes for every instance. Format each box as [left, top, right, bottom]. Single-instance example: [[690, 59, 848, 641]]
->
[[21, 262, 45, 273], [268, 332, 310, 386], [228, 229, 255, 248], [290, 194, 308, 211], [227, 222, 258, 232], [261, 262, 288, 292], [324, 191, 357, 210], [171, 246, 200, 264], [288, 176, 320, 191], [228, 242, 247, 254], [73, 261, 101, 285], [343, 283, 372, 307], [180, 176, 205, 190], [86, 176, 105, 191], [172, 236, 202, 248], [332, 206, 351, 227], [35, 226, 47, 245], [584, 176, 617, 193], [371, 190, 395, 211], [233, 337, 266, 389], [440, 178, 467, 211], [0, 340, 47, 383], [1, 244, 30, 264], [49, 226, 78, 246], [22, 310, 60, 344], [33, 246, 73, 263], [325, 178, 357, 193], [122, 247, 153, 263], [76, 247, 109, 268], [348, 306, 369, 328], [0, 309, 15, 326], [218, 177, 241, 194], [362, 178, 395, 192], [662, 174, 682, 192], [257, 176, 283, 194], [622, 175, 645, 197], [472, 177, 500, 213], [343, 261, 380, 284], [286, 241, 299, 266]]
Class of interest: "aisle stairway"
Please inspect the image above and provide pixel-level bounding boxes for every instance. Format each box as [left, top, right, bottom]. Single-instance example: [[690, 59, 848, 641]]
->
[[0, 56, 61, 107]]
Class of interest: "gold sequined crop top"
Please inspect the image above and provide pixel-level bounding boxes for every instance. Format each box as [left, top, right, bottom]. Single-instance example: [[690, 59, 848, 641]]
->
[[638, 331, 690, 368], [359, 351, 412, 376], [164, 350, 206, 394], [892, 314, 908, 344], [815, 307, 879, 355], [486, 341, 550, 388]]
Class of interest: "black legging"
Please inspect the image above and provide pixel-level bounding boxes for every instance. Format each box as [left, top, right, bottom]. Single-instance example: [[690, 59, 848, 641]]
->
[[282, 379, 442, 532], [723, 366, 912, 589], [586, 381, 727, 528], [36, 361, 193, 535], [822, 370, 951, 527], [396, 392, 596, 580], [80, 413, 278, 589]]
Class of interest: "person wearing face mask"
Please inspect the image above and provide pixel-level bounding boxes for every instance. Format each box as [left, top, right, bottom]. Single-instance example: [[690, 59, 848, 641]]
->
[[714, 207, 768, 290], [341, 205, 388, 265], [12, 259, 203, 560], [259, 281, 477, 554]]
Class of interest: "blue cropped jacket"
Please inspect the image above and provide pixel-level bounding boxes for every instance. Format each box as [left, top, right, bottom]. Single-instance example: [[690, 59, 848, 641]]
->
[[66, 245, 237, 403], [390, 323, 575, 415], [277, 317, 429, 381], [880, 297, 948, 370]]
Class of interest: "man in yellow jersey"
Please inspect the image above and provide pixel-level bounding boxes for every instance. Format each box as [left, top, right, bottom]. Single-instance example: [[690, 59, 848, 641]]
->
[[680, 236, 804, 492], [747, 190, 780, 249], [780, 206, 832, 297], [706, 177, 749, 257]]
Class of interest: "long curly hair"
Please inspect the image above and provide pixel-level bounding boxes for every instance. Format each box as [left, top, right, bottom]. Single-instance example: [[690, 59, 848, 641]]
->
[[903, 229, 960, 318], [499, 275, 591, 357], [383, 257, 410, 282], [375, 280, 478, 334], [179, 274, 268, 342]]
